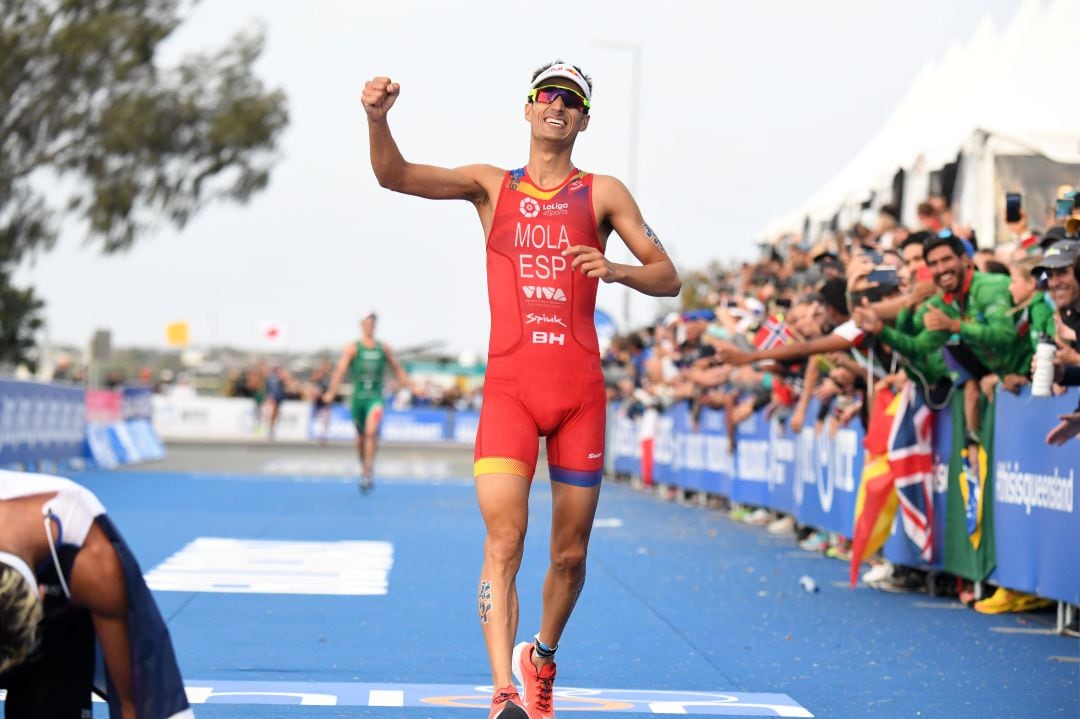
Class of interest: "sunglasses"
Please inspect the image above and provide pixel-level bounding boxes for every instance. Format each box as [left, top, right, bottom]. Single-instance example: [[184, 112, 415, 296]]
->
[[528, 85, 590, 112]]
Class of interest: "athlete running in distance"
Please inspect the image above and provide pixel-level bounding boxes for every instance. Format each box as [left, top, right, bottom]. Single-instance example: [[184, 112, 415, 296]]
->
[[323, 310, 411, 493], [362, 61, 680, 719]]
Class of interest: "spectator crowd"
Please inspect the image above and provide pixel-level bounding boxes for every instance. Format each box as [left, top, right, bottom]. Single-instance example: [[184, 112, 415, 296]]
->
[[600, 187, 1080, 621]]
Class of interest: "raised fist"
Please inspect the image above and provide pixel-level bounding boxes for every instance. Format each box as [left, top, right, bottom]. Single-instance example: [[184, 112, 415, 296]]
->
[[362, 76, 400, 121]]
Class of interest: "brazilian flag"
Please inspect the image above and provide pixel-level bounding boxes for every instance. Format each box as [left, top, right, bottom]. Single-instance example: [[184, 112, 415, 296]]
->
[[944, 392, 996, 580]]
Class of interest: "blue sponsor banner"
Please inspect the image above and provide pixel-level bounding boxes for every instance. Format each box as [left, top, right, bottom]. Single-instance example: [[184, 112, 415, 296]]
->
[[379, 408, 450, 443], [989, 389, 1079, 604], [732, 411, 771, 506], [765, 416, 798, 514], [126, 418, 166, 461], [0, 379, 85, 465], [788, 404, 860, 537], [610, 408, 641, 476], [121, 385, 154, 420], [310, 405, 463, 444], [85, 424, 120, 469], [451, 410, 480, 445], [699, 408, 734, 497], [652, 410, 677, 485]]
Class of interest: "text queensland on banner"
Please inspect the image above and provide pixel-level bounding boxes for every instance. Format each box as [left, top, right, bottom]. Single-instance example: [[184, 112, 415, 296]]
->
[[990, 389, 1079, 604], [611, 399, 861, 537]]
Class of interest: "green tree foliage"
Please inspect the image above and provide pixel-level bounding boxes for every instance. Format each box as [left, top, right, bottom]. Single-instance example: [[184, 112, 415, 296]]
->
[[0, 0, 289, 368]]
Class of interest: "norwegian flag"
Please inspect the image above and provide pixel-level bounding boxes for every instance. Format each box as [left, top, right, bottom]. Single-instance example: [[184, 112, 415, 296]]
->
[[753, 316, 795, 350], [887, 382, 936, 562]]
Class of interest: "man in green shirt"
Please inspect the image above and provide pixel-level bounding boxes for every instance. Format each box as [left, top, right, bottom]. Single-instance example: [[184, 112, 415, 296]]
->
[[853, 233, 1019, 448], [324, 310, 411, 492]]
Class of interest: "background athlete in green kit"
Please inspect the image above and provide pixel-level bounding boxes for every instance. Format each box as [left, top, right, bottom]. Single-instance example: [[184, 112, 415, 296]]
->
[[361, 61, 680, 719], [324, 310, 411, 492]]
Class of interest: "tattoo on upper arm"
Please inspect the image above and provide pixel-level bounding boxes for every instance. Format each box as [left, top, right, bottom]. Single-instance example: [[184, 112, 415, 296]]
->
[[643, 223, 666, 254]]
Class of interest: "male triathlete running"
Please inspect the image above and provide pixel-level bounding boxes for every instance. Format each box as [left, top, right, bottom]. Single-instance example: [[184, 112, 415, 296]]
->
[[361, 61, 681, 719], [323, 310, 410, 493]]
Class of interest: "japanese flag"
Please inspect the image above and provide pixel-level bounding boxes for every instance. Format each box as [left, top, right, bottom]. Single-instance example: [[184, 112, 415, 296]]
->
[[260, 321, 289, 347]]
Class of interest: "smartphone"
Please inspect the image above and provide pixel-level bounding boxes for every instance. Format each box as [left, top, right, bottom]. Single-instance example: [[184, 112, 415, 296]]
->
[[1005, 192, 1022, 223], [867, 266, 899, 286], [862, 249, 884, 264], [1055, 198, 1074, 221]]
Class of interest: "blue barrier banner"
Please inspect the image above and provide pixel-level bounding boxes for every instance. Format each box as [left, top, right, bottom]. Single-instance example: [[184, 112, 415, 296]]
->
[[126, 418, 166, 461], [380, 408, 450, 443], [790, 407, 860, 537], [85, 424, 120, 469], [451, 410, 480, 445], [122, 385, 154, 420], [308, 405, 466, 444], [765, 416, 798, 515], [698, 408, 733, 497], [609, 406, 642, 476], [733, 411, 771, 506], [0, 379, 85, 465], [652, 411, 677, 485], [671, 403, 710, 492], [990, 389, 1079, 604]]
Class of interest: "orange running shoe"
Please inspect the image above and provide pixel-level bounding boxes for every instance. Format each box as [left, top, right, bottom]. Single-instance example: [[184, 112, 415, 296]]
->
[[489, 685, 528, 719], [512, 641, 556, 719]]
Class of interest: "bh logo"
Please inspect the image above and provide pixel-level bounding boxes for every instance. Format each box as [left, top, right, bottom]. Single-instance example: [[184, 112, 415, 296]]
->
[[519, 198, 540, 218]]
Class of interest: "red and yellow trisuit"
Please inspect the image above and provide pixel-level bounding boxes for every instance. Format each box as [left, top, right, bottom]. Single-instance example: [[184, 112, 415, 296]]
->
[[474, 167, 606, 487]]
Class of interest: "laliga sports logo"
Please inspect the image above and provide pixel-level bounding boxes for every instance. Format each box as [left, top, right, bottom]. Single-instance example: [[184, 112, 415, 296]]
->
[[519, 198, 540, 218]]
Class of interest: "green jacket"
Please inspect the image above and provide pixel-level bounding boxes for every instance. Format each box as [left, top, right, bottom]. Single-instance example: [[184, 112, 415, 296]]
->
[[1010, 290, 1057, 374], [890, 303, 949, 386], [879, 270, 1022, 377]]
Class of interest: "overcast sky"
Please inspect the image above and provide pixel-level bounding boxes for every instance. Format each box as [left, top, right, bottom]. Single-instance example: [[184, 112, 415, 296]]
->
[[16, 0, 1026, 360]]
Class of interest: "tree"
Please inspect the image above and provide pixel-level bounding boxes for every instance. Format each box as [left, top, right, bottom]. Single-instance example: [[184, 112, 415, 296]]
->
[[0, 0, 289, 369]]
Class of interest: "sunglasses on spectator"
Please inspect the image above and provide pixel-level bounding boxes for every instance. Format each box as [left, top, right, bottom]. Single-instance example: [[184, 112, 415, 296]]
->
[[528, 85, 590, 112]]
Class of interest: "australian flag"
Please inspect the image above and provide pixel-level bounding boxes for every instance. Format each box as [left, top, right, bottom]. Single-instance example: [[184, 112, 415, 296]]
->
[[886, 383, 936, 561]]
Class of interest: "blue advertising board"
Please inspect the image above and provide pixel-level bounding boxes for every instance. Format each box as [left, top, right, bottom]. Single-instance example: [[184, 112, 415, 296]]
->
[[989, 389, 1079, 604], [0, 379, 85, 465]]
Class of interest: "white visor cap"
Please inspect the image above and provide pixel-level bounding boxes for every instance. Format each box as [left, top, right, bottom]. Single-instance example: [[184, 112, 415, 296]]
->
[[531, 63, 591, 103]]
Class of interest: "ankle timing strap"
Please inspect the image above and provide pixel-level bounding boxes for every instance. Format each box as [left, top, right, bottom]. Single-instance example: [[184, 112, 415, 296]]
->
[[534, 636, 558, 659]]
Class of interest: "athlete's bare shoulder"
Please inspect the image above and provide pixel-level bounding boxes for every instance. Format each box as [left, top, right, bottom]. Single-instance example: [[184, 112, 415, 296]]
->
[[589, 173, 637, 220], [456, 164, 507, 206]]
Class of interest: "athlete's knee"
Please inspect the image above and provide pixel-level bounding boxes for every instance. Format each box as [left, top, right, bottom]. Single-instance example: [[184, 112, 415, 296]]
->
[[550, 544, 588, 577], [485, 525, 526, 568]]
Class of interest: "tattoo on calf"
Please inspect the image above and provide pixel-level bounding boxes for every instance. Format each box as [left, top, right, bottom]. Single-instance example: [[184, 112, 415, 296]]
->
[[643, 222, 666, 254], [478, 580, 493, 624]]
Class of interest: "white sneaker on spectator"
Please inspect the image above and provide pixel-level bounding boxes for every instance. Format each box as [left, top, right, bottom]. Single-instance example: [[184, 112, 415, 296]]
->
[[745, 508, 772, 526], [861, 561, 893, 586], [767, 514, 796, 535]]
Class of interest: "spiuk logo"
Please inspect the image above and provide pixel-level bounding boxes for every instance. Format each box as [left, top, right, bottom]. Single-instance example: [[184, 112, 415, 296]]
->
[[526, 313, 566, 327], [519, 198, 540, 218]]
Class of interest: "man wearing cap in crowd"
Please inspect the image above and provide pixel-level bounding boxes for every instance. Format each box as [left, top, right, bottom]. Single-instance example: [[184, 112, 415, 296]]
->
[[1035, 240, 1080, 444], [360, 60, 680, 718], [323, 309, 412, 493]]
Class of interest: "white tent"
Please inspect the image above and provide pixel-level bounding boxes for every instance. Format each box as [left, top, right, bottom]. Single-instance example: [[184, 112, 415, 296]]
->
[[763, 0, 1080, 244]]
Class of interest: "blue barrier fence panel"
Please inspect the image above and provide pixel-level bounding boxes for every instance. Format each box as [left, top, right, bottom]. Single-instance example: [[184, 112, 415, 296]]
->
[[0, 379, 85, 465], [990, 389, 1079, 605]]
